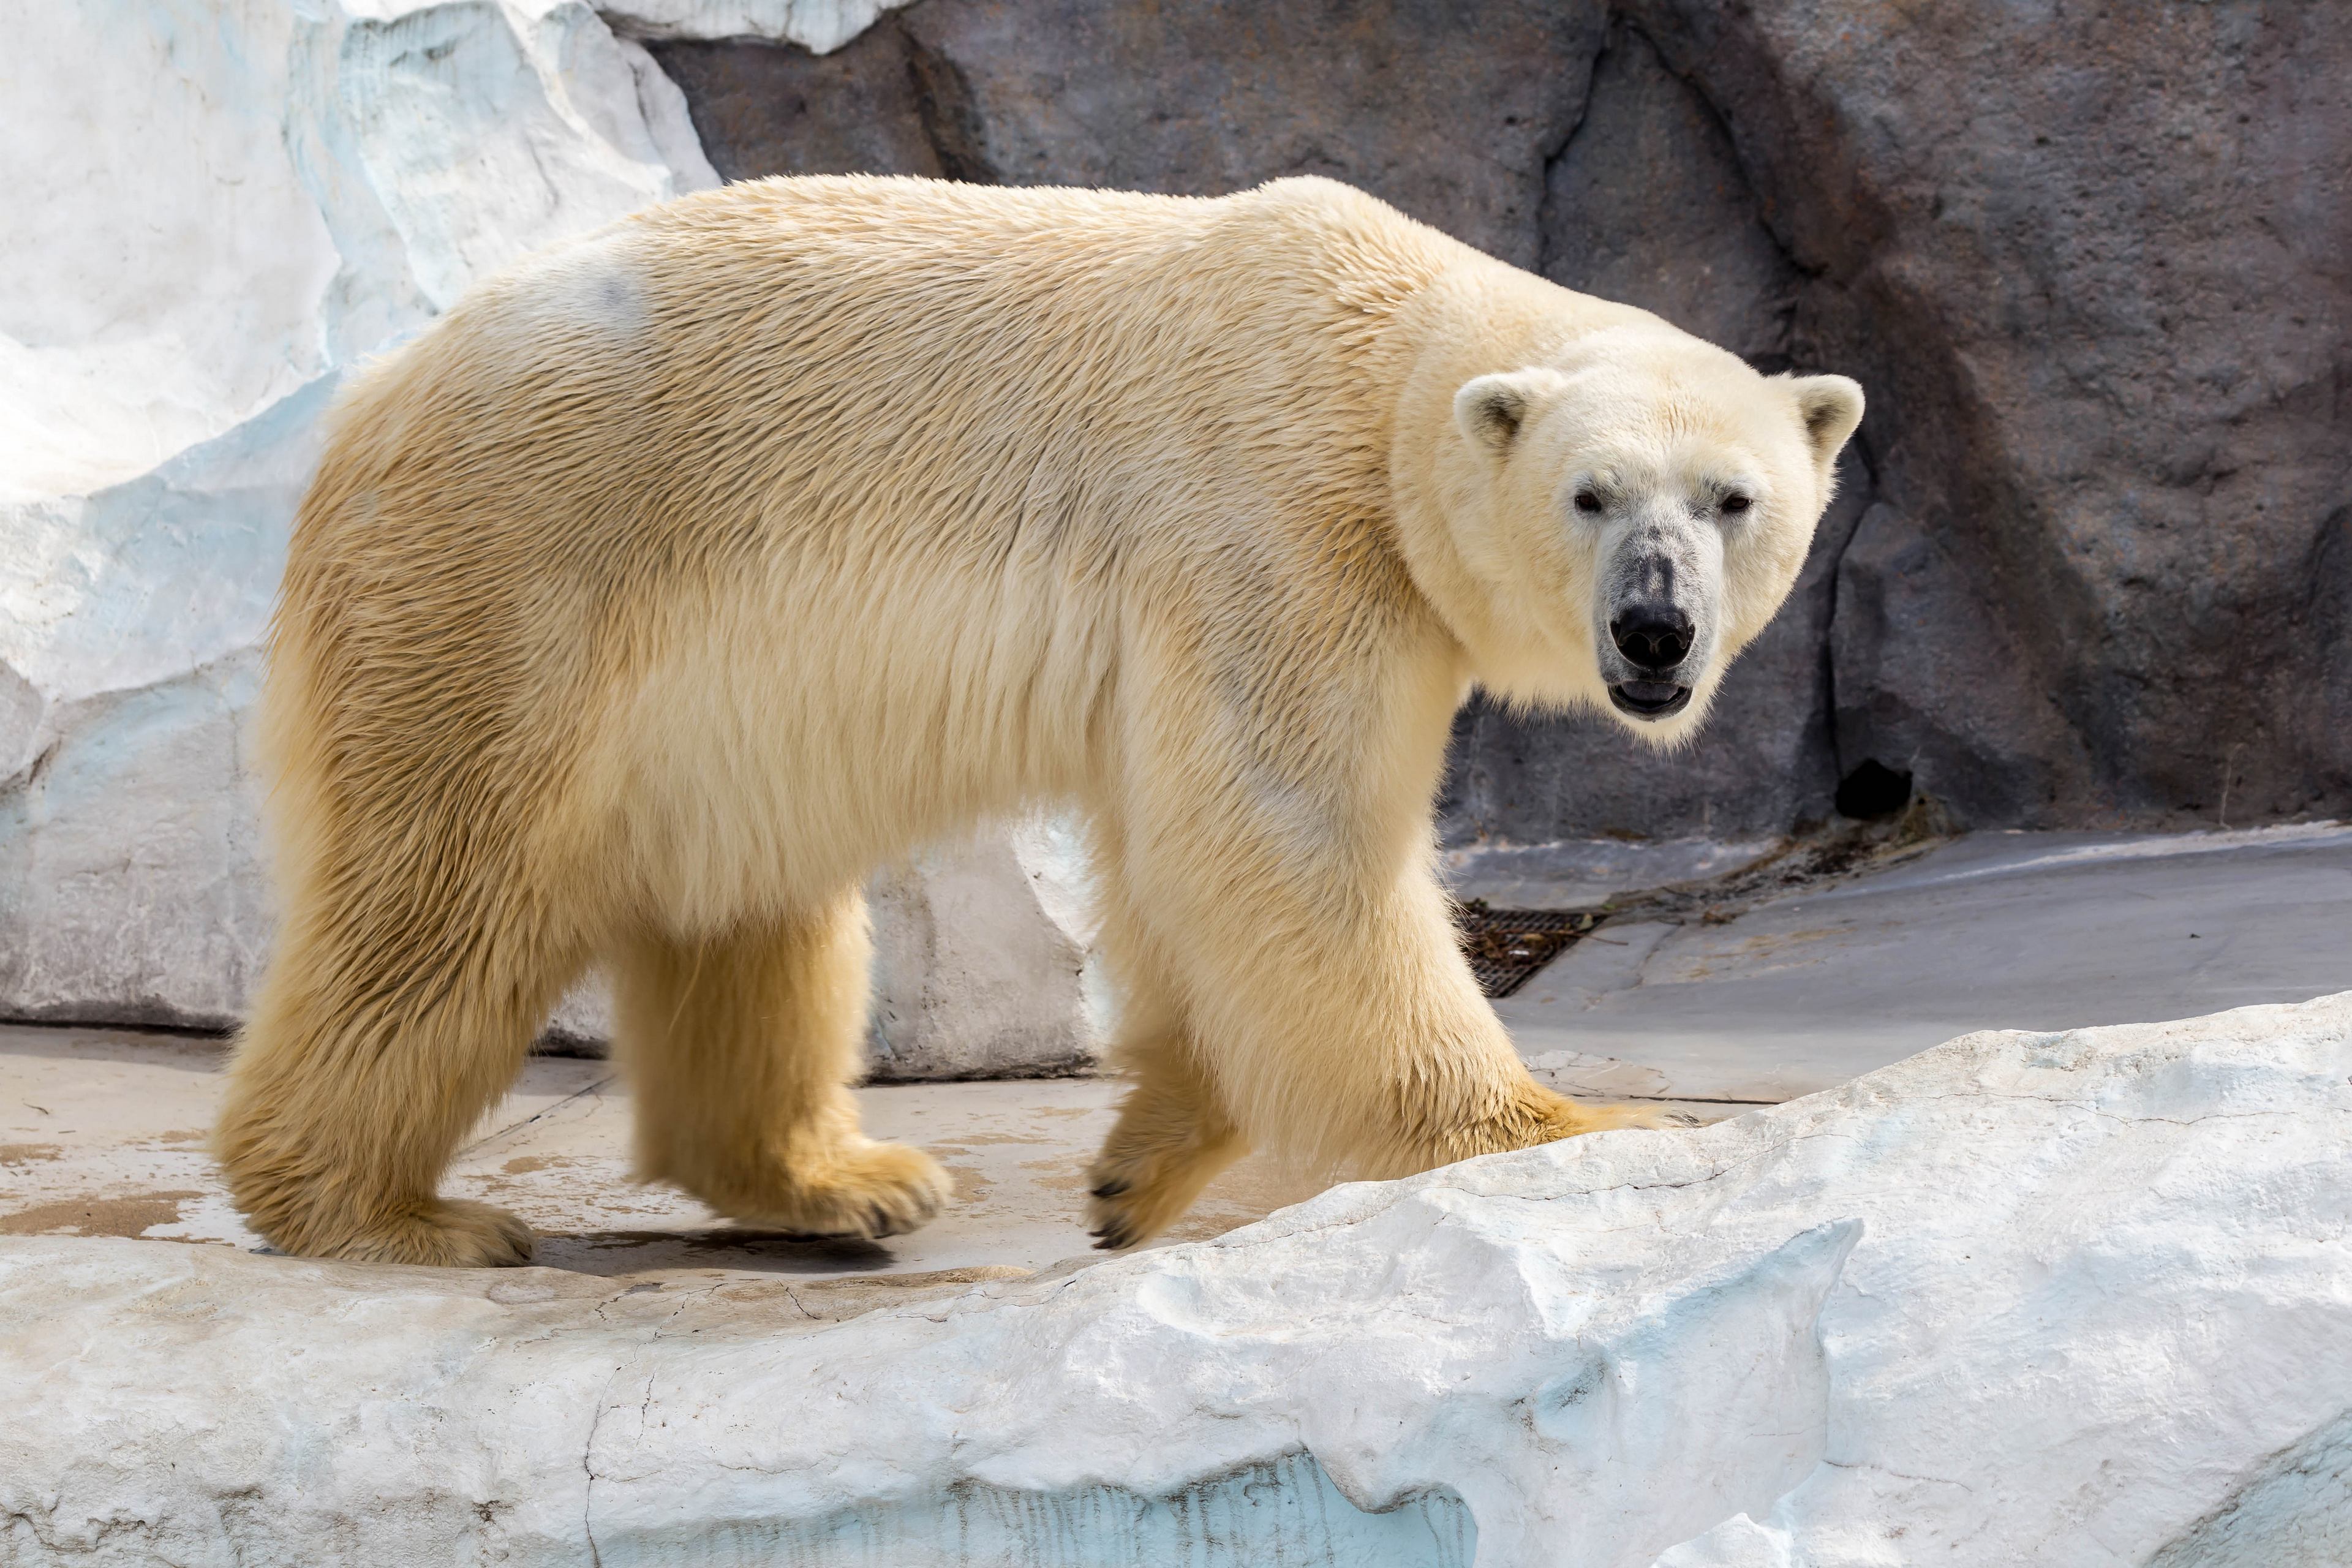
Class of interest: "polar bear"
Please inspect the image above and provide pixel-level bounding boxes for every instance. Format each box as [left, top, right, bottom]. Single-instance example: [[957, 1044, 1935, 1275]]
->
[[214, 175, 1861, 1264]]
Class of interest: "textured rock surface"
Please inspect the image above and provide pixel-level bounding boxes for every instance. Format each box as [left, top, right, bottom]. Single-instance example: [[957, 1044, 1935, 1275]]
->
[[866, 817, 1107, 1079], [0, 0, 1100, 1068], [652, 0, 1604, 309], [1613, 1, 2352, 831], [662, 0, 2352, 839], [0, 0, 712, 1032], [602, 0, 912, 53], [13, 0, 2349, 1030], [5, 993, 2348, 1564]]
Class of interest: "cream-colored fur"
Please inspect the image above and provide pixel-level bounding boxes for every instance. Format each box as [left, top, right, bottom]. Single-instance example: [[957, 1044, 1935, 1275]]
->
[[214, 175, 1861, 1264]]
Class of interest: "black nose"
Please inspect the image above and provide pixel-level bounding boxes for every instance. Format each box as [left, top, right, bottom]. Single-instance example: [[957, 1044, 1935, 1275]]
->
[[1610, 607, 1694, 673]]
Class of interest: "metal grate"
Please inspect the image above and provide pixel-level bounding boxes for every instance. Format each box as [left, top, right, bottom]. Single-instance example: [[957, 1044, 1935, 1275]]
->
[[1453, 902, 1606, 999]]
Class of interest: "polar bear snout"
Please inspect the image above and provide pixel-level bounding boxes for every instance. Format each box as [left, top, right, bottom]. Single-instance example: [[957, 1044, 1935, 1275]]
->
[[1605, 603, 1699, 720], [1597, 540, 1716, 722]]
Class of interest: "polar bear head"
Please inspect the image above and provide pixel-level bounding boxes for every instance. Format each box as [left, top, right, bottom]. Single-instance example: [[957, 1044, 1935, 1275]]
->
[[1408, 318, 1863, 745]]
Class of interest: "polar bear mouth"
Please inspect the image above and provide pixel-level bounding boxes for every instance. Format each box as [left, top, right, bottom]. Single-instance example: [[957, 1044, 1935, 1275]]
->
[[1608, 680, 1692, 720]]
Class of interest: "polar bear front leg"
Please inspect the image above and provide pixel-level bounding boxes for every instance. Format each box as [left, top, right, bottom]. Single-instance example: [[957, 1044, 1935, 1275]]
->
[[612, 892, 951, 1240], [1095, 802, 1654, 1245], [1084, 984, 1245, 1250], [1224, 865, 1656, 1180]]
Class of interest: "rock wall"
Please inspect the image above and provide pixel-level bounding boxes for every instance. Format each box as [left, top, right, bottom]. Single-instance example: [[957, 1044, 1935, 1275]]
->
[[0, 0, 1097, 1072], [1, 0, 714, 1032], [649, 0, 2352, 840], [7, 1, 2345, 1038]]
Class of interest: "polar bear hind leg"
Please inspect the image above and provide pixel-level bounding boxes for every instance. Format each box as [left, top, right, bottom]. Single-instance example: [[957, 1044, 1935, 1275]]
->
[[215, 861, 573, 1267], [612, 891, 951, 1240]]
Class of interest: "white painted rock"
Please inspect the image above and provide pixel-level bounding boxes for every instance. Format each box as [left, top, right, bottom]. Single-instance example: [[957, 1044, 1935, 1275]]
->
[[0, 0, 1100, 1074], [600, 0, 914, 52], [4, 995, 2347, 1564], [548, 818, 1108, 1078], [866, 815, 1109, 1079]]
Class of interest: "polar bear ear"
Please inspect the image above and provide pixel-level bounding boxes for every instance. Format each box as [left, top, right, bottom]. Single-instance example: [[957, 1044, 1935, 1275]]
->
[[1791, 375, 1866, 470], [1455, 372, 1545, 459]]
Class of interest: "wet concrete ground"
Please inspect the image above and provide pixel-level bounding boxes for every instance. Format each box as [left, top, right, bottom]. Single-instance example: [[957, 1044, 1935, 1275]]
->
[[4, 824, 2343, 1286], [0, 1035, 1317, 1286]]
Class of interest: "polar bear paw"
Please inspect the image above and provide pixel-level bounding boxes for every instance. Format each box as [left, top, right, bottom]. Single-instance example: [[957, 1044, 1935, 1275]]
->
[[1084, 1142, 1234, 1252], [317, 1196, 537, 1268], [715, 1140, 954, 1242], [1531, 1090, 1666, 1138]]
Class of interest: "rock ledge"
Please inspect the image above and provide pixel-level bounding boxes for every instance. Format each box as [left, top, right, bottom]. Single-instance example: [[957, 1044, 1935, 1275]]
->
[[5, 994, 2348, 1564]]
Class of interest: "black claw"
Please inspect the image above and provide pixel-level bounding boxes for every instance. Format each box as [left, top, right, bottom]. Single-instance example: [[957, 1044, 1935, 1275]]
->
[[1089, 1179, 1129, 1199]]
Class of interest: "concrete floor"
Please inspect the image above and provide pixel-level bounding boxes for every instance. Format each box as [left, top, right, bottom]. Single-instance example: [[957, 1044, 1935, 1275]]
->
[[0, 1033, 1330, 1286], [1504, 821, 2352, 1103], [4, 824, 2345, 1286]]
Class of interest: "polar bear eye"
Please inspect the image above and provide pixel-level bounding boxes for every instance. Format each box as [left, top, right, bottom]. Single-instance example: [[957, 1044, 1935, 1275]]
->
[[1720, 494, 1752, 515], [1574, 490, 1604, 515]]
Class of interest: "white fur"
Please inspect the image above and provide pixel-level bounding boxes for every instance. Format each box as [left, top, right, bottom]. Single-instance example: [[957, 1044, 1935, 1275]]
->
[[213, 176, 1861, 1264]]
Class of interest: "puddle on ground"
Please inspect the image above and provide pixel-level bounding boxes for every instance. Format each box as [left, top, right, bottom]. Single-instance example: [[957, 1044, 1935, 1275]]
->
[[1, 1189, 205, 1237]]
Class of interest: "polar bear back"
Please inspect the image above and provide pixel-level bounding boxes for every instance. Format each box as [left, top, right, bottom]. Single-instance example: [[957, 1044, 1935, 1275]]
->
[[277, 177, 1510, 925]]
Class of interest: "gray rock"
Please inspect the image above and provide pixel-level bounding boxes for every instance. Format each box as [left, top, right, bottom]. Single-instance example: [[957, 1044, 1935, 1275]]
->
[[663, 0, 1611, 268], [649, 24, 971, 183], [1540, 20, 1800, 366], [662, 1, 2352, 839], [1623, 0, 2352, 828], [1829, 501, 2079, 825]]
